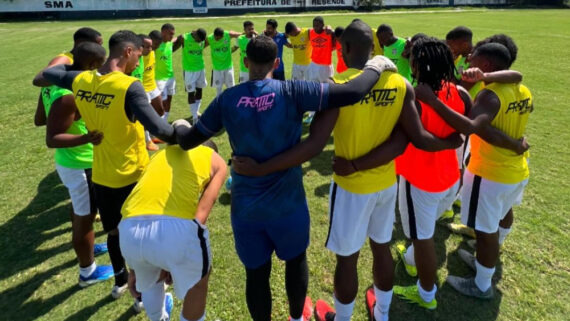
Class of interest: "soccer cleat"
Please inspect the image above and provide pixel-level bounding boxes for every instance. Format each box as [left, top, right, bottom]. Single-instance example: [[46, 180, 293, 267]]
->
[[458, 249, 476, 271], [438, 208, 454, 220], [314, 299, 335, 321], [303, 114, 314, 124], [447, 223, 476, 239], [111, 282, 128, 299], [164, 293, 174, 319], [393, 285, 437, 310], [93, 243, 108, 256], [446, 276, 494, 299], [225, 176, 232, 191], [365, 287, 376, 321], [146, 141, 159, 151], [453, 199, 462, 208], [133, 297, 144, 314], [288, 296, 313, 321], [151, 137, 165, 144], [396, 244, 417, 277], [78, 265, 114, 287]]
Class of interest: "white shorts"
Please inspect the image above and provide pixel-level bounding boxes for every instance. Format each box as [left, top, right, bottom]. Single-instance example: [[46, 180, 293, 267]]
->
[[119, 216, 212, 299], [326, 182, 397, 256], [455, 134, 467, 170], [239, 71, 249, 83], [292, 64, 309, 80], [307, 62, 333, 83], [461, 169, 528, 234], [184, 70, 207, 92], [156, 78, 176, 100], [146, 87, 161, 103], [55, 164, 95, 216], [211, 68, 235, 89], [398, 177, 459, 240]]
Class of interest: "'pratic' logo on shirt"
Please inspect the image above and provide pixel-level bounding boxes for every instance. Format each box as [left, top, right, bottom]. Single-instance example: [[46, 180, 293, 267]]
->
[[506, 98, 532, 115], [236, 93, 275, 112], [76, 90, 115, 109], [361, 88, 398, 107]]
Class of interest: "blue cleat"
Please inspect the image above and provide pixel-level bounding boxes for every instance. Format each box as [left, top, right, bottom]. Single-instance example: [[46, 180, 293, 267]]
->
[[225, 176, 232, 192], [78, 265, 114, 287], [165, 293, 174, 319], [94, 243, 108, 256]]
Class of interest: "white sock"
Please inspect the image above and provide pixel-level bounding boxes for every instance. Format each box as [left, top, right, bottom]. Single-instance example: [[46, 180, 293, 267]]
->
[[498, 227, 511, 245], [190, 103, 199, 122], [162, 111, 169, 120], [180, 312, 205, 321], [373, 286, 392, 321], [145, 131, 151, 143], [333, 295, 355, 321], [216, 87, 223, 96], [417, 280, 437, 303], [404, 244, 416, 266], [474, 260, 495, 292], [79, 262, 96, 278], [195, 99, 202, 112]]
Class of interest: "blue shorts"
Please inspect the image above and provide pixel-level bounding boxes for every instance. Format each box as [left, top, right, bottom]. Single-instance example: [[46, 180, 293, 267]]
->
[[231, 203, 310, 269]]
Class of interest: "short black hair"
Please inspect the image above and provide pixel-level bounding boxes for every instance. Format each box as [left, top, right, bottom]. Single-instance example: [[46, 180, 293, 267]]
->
[[201, 140, 218, 153], [472, 42, 512, 71], [73, 42, 106, 69], [196, 28, 207, 41], [149, 30, 161, 42], [246, 35, 277, 65], [285, 22, 296, 35], [138, 33, 150, 41], [109, 30, 143, 53], [161, 23, 175, 31], [476, 34, 518, 66], [73, 27, 101, 43], [313, 16, 324, 24], [214, 27, 224, 37], [411, 33, 429, 43], [351, 18, 362, 23], [334, 26, 344, 38], [377, 24, 392, 34], [266, 19, 278, 29], [244, 20, 254, 29], [446, 26, 473, 41], [342, 20, 373, 54]]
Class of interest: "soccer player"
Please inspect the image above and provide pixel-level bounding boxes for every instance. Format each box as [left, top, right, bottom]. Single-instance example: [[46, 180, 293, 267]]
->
[[234, 21, 256, 83], [120, 138, 227, 321], [154, 23, 182, 120], [179, 28, 208, 124], [376, 24, 412, 82], [333, 26, 347, 74], [446, 26, 473, 82], [264, 19, 290, 80], [285, 22, 312, 80], [34, 42, 113, 288], [175, 35, 394, 321], [414, 43, 532, 299], [39, 30, 178, 301], [207, 27, 241, 96]]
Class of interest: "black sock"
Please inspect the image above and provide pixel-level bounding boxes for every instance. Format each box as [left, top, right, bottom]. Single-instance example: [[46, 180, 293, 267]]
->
[[286, 252, 309, 319], [245, 260, 272, 321], [107, 233, 127, 286]]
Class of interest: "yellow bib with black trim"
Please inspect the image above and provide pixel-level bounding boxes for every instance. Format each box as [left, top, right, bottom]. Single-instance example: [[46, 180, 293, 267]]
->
[[143, 51, 157, 92], [332, 69, 406, 194], [57, 52, 74, 65], [72, 70, 148, 188], [121, 145, 213, 220], [468, 82, 532, 184]]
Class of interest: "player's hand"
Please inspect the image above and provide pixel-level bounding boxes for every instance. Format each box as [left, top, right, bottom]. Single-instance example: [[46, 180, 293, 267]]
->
[[414, 83, 437, 104], [86, 130, 104, 145], [516, 137, 530, 155], [332, 156, 357, 176], [461, 67, 485, 83], [324, 25, 334, 34], [127, 270, 141, 299], [445, 133, 464, 149], [364, 55, 397, 74], [231, 156, 265, 177]]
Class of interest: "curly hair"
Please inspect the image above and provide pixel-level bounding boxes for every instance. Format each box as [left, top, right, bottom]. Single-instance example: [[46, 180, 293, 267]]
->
[[411, 37, 456, 95]]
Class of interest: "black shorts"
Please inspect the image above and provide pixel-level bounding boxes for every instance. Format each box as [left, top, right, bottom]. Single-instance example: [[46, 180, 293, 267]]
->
[[93, 182, 136, 232]]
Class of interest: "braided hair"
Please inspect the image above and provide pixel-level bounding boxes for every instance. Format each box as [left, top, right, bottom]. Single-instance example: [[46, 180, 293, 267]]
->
[[411, 37, 456, 95]]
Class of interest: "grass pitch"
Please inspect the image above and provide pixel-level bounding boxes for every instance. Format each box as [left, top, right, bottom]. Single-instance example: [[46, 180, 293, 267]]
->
[[0, 8, 569, 321]]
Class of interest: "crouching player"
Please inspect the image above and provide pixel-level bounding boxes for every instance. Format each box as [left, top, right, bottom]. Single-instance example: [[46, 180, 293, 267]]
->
[[119, 136, 227, 321]]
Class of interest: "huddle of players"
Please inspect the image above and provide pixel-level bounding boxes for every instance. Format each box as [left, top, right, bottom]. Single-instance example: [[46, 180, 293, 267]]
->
[[32, 17, 532, 321]]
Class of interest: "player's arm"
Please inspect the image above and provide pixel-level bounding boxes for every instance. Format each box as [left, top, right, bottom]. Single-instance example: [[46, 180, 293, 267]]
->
[[33, 55, 72, 86], [462, 67, 522, 84], [228, 31, 242, 38], [46, 95, 103, 148], [284, 37, 293, 48], [173, 35, 184, 52], [195, 151, 228, 225], [176, 97, 222, 150], [231, 109, 338, 176], [399, 82, 463, 151], [333, 125, 409, 176], [34, 94, 47, 127], [40, 64, 81, 90]]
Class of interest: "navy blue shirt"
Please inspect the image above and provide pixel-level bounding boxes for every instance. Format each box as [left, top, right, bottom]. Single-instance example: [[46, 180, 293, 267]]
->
[[272, 33, 288, 72], [196, 79, 330, 220]]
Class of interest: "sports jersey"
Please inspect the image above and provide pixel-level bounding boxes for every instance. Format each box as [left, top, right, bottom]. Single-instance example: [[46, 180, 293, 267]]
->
[[469, 81, 484, 100], [454, 55, 469, 80], [335, 42, 347, 74], [383, 37, 412, 83], [468, 82, 532, 184], [396, 82, 465, 192], [121, 145, 212, 220], [196, 79, 330, 220], [288, 28, 311, 66], [142, 51, 157, 92], [237, 35, 251, 73], [155, 41, 174, 80], [207, 31, 233, 71], [182, 33, 206, 72], [72, 70, 149, 188], [42, 85, 93, 169], [131, 57, 144, 81], [310, 29, 333, 65], [371, 29, 384, 56], [332, 69, 405, 194], [271, 32, 288, 72]]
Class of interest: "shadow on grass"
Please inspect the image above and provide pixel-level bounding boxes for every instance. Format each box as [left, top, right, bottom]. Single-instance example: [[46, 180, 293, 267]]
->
[[61, 294, 116, 321]]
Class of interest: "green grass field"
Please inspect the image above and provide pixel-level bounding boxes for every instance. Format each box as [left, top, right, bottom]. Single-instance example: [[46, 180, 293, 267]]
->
[[1, 7, 569, 321]]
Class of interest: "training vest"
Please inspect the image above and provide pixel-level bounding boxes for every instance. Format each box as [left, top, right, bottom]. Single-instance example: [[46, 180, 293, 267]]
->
[[142, 51, 157, 92], [155, 41, 174, 80], [310, 29, 333, 65], [121, 145, 213, 220], [396, 82, 465, 192], [57, 52, 74, 65], [289, 28, 312, 66], [72, 70, 149, 188], [454, 55, 470, 80], [183, 33, 206, 72], [207, 31, 233, 71], [332, 69, 406, 194], [468, 82, 532, 184], [335, 42, 347, 74], [131, 57, 144, 81], [383, 38, 412, 83], [371, 29, 384, 56], [237, 35, 251, 72]]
